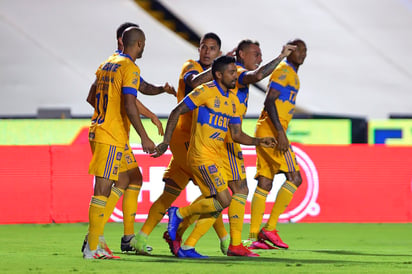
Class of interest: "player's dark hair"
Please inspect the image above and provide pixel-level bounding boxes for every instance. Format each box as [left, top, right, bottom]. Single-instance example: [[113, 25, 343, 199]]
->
[[236, 39, 260, 61], [117, 22, 139, 39], [287, 38, 306, 47], [212, 55, 236, 79], [201, 32, 221, 49], [122, 27, 143, 48]]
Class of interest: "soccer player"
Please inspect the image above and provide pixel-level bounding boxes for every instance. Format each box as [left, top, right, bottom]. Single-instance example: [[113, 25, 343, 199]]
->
[[173, 40, 296, 256], [247, 39, 307, 250], [152, 55, 276, 258], [83, 27, 157, 259], [130, 33, 228, 255], [83, 22, 175, 256]]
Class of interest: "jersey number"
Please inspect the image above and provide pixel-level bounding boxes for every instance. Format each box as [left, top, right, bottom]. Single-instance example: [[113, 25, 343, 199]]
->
[[288, 91, 297, 104], [96, 93, 108, 124]]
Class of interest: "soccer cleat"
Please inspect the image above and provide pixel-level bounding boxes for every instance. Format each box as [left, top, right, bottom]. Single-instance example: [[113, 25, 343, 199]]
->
[[177, 248, 208, 259], [121, 235, 136, 252], [163, 231, 181, 256], [167, 207, 183, 241], [81, 234, 88, 253], [247, 240, 277, 250], [258, 228, 289, 249], [98, 236, 114, 256], [227, 243, 260, 257], [121, 235, 153, 253], [83, 242, 120, 259], [130, 233, 151, 255], [220, 236, 230, 255]]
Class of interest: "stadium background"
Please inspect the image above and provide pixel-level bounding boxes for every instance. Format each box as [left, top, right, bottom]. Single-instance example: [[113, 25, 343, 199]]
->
[[0, 0, 411, 225]]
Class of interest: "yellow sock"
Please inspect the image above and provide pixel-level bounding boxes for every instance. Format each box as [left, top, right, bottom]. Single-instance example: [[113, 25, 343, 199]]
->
[[265, 181, 297, 231], [102, 186, 124, 225], [229, 193, 247, 245], [184, 214, 217, 247], [213, 212, 228, 240], [140, 185, 180, 235], [179, 197, 223, 218], [177, 195, 203, 237], [88, 196, 107, 250], [122, 184, 141, 236], [249, 186, 269, 240], [177, 214, 199, 238]]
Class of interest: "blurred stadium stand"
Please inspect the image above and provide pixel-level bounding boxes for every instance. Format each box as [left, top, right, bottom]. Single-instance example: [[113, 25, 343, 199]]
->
[[0, 0, 411, 142]]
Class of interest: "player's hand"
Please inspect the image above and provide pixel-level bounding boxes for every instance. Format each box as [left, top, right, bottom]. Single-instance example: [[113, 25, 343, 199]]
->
[[163, 82, 176, 97], [280, 44, 297, 58], [151, 142, 169, 158], [258, 137, 277, 148], [150, 116, 164, 136], [226, 47, 237, 57], [141, 137, 156, 154], [276, 130, 289, 153]]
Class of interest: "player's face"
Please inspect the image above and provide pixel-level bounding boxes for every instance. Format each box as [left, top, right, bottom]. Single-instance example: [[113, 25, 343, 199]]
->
[[221, 63, 238, 89], [198, 38, 221, 67], [288, 41, 307, 66], [241, 44, 262, 70]]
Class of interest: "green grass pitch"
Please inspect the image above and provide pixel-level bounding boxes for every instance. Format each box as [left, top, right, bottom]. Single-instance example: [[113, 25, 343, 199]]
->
[[1, 222, 411, 273]]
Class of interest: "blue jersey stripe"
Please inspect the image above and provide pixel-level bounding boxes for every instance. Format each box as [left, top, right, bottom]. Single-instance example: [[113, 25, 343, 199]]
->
[[122, 87, 137, 97], [227, 143, 239, 181], [183, 96, 197, 110]]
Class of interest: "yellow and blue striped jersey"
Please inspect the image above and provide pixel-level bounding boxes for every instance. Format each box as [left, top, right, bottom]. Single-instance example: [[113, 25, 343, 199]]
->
[[259, 60, 300, 127], [183, 80, 241, 160], [89, 53, 141, 147], [176, 59, 207, 134]]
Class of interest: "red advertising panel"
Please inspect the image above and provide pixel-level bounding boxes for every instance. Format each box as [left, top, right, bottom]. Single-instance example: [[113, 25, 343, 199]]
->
[[0, 144, 411, 224], [0, 146, 52, 224]]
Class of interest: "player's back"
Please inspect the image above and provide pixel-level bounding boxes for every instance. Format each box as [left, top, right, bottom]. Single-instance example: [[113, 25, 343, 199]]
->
[[90, 53, 141, 147]]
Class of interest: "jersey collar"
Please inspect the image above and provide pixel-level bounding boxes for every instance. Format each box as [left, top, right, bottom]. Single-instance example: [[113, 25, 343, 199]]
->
[[213, 80, 230, 97], [119, 52, 134, 62], [196, 60, 209, 71], [285, 60, 297, 73]]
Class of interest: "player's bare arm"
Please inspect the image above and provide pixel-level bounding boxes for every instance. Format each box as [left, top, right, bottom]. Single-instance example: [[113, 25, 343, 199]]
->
[[139, 80, 177, 96], [135, 99, 164, 136], [151, 102, 192, 158], [124, 93, 156, 153], [264, 88, 289, 153], [229, 123, 276, 148], [86, 78, 98, 107], [242, 44, 297, 85], [189, 69, 213, 89]]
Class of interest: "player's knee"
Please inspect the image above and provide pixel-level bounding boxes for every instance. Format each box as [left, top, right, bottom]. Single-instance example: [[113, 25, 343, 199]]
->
[[216, 190, 232, 209], [229, 179, 249, 196], [128, 168, 142, 186], [257, 177, 273, 191], [164, 178, 183, 192], [292, 173, 303, 187]]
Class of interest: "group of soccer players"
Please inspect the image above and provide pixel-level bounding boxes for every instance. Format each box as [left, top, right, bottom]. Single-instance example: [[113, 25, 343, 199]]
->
[[82, 22, 307, 259]]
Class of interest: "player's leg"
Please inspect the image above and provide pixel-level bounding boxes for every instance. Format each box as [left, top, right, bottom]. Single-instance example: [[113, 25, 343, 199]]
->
[[132, 178, 184, 255], [226, 178, 258, 257], [259, 170, 301, 249], [174, 194, 229, 255], [177, 188, 231, 258], [120, 167, 142, 252], [85, 141, 123, 259], [259, 146, 302, 249]]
